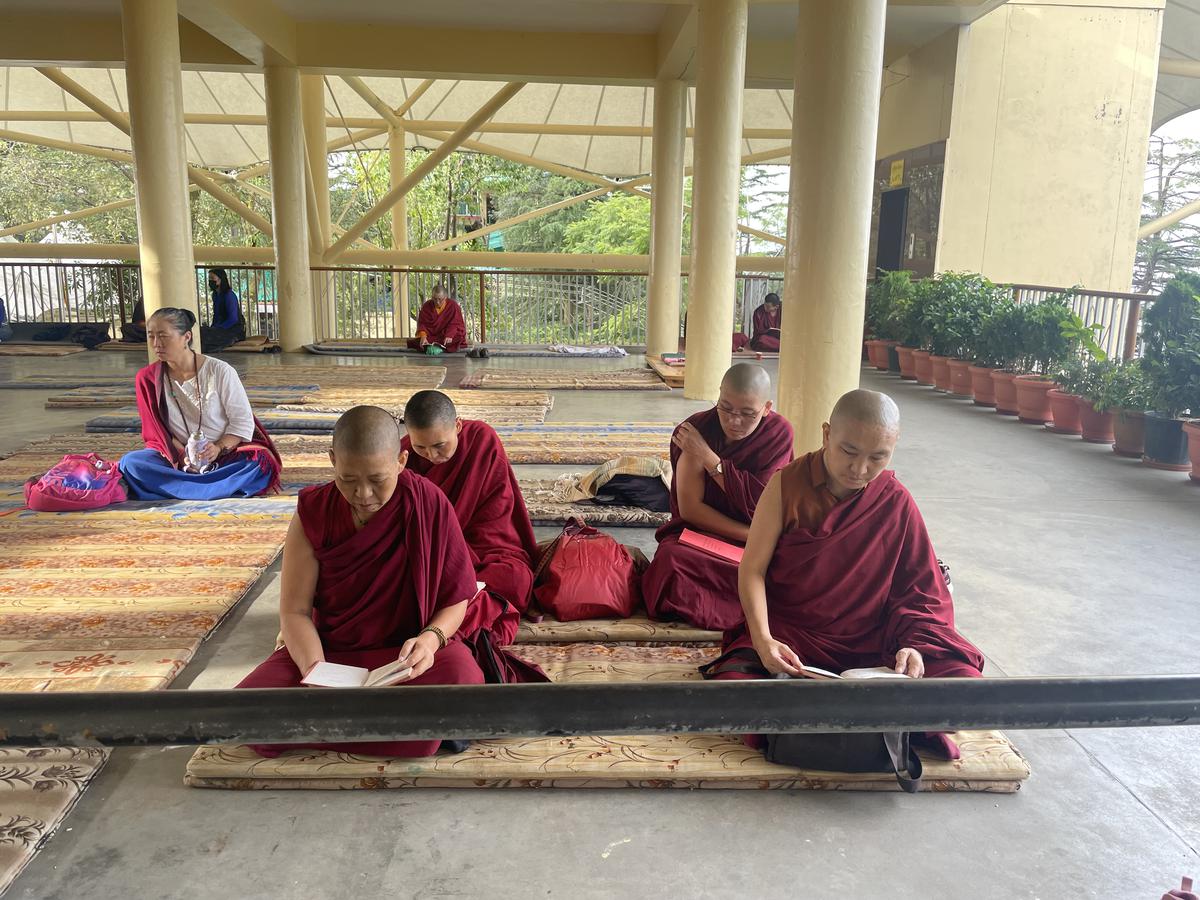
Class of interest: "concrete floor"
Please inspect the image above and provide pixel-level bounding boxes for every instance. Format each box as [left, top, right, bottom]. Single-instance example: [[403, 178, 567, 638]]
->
[[2, 351, 1198, 898]]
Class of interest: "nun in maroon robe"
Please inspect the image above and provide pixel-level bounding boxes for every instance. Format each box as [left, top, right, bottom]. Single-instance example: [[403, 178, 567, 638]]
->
[[403, 419, 547, 682], [236, 471, 486, 757], [749, 300, 782, 352], [641, 405, 794, 630], [406, 295, 467, 352]]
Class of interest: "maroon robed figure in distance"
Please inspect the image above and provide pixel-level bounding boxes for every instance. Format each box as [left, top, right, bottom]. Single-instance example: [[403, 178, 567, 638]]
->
[[702, 389, 983, 757], [749, 293, 782, 353], [402, 391, 547, 683], [237, 405, 488, 758], [641, 364, 794, 631], [406, 284, 467, 352]]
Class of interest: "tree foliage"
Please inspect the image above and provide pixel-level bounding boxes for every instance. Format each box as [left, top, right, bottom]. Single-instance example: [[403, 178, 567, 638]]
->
[[1136, 136, 1200, 293]]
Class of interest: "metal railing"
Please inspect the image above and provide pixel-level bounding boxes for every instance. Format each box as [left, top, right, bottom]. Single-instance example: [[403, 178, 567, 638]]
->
[[1010, 283, 1149, 361]]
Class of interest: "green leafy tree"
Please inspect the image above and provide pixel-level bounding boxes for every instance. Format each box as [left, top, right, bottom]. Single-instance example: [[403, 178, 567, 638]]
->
[[1136, 137, 1200, 293]]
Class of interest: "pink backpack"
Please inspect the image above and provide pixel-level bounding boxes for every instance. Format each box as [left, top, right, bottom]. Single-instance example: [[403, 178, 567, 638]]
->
[[24, 453, 127, 512]]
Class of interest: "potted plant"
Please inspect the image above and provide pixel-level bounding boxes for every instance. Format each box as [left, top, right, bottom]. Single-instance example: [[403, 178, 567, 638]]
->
[[920, 272, 980, 393], [890, 292, 924, 380], [972, 297, 1021, 408], [909, 278, 937, 386], [1139, 275, 1200, 470], [982, 302, 1028, 415], [1046, 313, 1108, 436], [1012, 295, 1078, 425], [865, 271, 911, 371], [1076, 359, 1149, 447]]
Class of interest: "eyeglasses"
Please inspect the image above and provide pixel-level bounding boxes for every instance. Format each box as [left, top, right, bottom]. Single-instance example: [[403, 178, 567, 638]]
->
[[716, 402, 766, 422]]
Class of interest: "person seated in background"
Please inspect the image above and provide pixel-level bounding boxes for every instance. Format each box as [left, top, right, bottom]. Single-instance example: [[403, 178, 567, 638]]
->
[[701, 390, 983, 755], [201, 268, 246, 352], [749, 293, 782, 353], [406, 285, 467, 355], [120, 298, 147, 344], [402, 390, 547, 683], [641, 364, 794, 631], [118, 307, 281, 500], [237, 405, 487, 758]]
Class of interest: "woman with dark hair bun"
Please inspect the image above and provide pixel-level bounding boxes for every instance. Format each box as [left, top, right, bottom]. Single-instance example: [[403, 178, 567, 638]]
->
[[118, 307, 281, 499], [201, 268, 247, 352]]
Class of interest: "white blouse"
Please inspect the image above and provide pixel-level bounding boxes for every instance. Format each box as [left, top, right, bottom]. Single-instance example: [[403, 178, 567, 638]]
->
[[162, 356, 255, 446]]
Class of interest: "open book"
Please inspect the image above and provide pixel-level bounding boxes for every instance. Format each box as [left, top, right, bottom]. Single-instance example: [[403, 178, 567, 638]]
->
[[301, 582, 486, 688], [680, 528, 744, 565], [796, 665, 911, 681]]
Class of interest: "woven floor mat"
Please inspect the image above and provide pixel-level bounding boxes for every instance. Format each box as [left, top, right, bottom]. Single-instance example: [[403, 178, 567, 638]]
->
[[0, 375, 131, 390], [458, 368, 669, 390], [239, 365, 446, 388], [0, 747, 110, 894], [184, 643, 1028, 792], [0, 343, 87, 357], [515, 613, 720, 644], [44, 386, 317, 409]]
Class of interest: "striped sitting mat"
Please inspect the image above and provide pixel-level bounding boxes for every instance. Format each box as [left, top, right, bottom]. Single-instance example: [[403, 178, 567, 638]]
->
[[45, 385, 318, 410], [303, 341, 435, 356], [184, 643, 1030, 792], [218, 336, 281, 354], [520, 478, 668, 528], [239, 365, 446, 389], [0, 496, 293, 890], [0, 375, 131, 390], [95, 340, 150, 352], [0, 343, 88, 357], [293, 388, 552, 408], [458, 368, 670, 391], [0, 747, 110, 894], [515, 614, 719, 644]]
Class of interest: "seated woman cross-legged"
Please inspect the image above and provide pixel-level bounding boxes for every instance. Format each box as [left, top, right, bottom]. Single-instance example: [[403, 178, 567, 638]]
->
[[118, 307, 281, 501], [236, 405, 486, 758]]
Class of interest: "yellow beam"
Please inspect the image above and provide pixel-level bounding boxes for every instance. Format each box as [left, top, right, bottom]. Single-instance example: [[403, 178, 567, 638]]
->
[[177, 0, 297, 66], [326, 82, 526, 261], [0, 188, 203, 239], [341, 76, 404, 129], [1139, 195, 1200, 239]]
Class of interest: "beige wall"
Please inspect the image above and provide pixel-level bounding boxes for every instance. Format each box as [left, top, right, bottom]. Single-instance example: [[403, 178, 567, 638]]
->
[[876, 26, 958, 161], [936, 0, 1164, 291]]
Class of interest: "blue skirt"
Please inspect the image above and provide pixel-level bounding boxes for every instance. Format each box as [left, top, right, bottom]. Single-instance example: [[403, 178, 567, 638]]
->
[[119, 448, 272, 501]]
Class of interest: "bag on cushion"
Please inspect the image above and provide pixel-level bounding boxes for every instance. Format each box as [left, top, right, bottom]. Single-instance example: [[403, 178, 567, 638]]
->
[[532, 517, 642, 621], [24, 453, 127, 511]]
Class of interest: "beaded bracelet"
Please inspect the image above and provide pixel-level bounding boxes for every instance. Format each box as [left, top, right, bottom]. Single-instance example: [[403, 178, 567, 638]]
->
[[419, 624, 447, 650]]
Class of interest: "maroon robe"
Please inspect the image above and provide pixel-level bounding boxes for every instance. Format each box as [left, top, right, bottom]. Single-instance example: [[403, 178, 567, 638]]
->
[[403, 420, 547, 683], [406, 298, 467, 351], [641, 406, 794, 630], [134, 361, 282, 493], [705, 454, 984, 678], [236, 472, 485, 757], [750, 305, 781, 352]]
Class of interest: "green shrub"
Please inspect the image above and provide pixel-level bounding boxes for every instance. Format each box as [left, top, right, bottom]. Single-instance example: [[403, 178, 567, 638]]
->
[[974, 299, 1023, 369], [1140, 275, 1200, 417], [866, 271, 916, 341], [1081, 359, 1155, 413]]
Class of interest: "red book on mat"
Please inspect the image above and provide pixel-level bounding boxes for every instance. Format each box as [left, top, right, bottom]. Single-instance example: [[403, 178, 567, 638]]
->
[[679, 528, 744, 564]]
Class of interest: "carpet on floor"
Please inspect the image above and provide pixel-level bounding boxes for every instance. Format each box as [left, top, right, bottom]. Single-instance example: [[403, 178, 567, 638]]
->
[[515, 614, 719, 644], [183, 643, 1029, 792], [0, 343, 87, 357], [458, 368, 669, 391], [238, 365, 446, 389], [44, 385, 317, 409]]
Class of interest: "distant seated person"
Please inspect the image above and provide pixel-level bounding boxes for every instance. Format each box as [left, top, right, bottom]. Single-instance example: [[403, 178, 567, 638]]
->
[[200, 268, 246, 352], [0, 297, 11, 343], [641, 364, 794, 630], [236, 405, 487, 758], [406, 285, 467, 355], [118, 307, 281, 500], [402, 390, 547, 683], [120, 298, 147, 343], [702, 390, 983, 752], [749, 293, 782, 353]]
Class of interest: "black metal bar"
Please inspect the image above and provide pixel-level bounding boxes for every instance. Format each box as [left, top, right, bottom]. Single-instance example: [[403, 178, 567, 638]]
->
[[2, 676, 1199, 747]]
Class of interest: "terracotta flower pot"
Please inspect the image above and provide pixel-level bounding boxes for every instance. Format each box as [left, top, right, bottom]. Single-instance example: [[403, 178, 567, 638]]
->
[[1075, 398, 1115, 444], [969, 365, 996, 407], [876, 340, 899, 371], [1141, 412, 1191, 471], [1014, 375, 1057, 425], [991, 370, 1019, 416], [864, 340, 880, 367], [913, 350, 934, 386], [1046, 390, 1082, 436], [896, 346, 918, 380], [947, 359, 973, 398], [1112, 409, 1145, 458], [930, 355, 953, 392], [1184, 421, 1200, 483]]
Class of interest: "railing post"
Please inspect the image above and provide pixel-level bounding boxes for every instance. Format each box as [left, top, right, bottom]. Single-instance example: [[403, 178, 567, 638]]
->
[[1122, 298, 1142, 361], [478, 273, 487, 344], [115, 264, 128, 324]]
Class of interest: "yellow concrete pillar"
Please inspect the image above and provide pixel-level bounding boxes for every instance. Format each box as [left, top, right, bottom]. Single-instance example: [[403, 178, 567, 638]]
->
[[264, 65, 315, 351], [300, 75, 337, 340], [777, 0, 887, 450], [683, 0, 748, 401], [388, 125, 412, 339], [646, 78, 687, 359], [120, 0, 198, 359]]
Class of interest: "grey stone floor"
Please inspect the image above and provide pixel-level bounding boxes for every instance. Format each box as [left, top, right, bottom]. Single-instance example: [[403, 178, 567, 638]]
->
[[1, 350, 1198, 898]]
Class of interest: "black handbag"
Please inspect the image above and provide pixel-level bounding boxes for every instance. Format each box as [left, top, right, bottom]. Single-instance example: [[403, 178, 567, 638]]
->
[[763, 674, 924, 793]]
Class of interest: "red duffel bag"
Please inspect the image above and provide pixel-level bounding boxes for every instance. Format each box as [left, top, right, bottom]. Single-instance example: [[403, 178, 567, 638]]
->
[[532, 517, 642, 621]]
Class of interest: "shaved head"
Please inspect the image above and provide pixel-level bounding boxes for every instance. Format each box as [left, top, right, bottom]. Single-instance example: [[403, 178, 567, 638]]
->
[[720, 363, 771, 401], [829, 389, 901, 433], [403, 390, 457, 430], [332, 405, 402, 456]]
